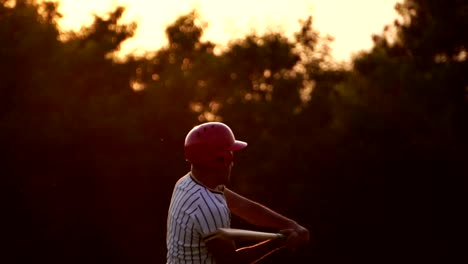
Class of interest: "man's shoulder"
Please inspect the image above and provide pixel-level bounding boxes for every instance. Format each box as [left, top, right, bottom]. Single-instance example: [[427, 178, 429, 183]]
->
[[173, 173, 226, 205], [175, 173, 200, 190], [175, 172, 191, 184]]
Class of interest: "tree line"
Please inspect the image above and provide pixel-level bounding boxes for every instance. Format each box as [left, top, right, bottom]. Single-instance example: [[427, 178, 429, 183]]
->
[[2, 0, 466, 263]]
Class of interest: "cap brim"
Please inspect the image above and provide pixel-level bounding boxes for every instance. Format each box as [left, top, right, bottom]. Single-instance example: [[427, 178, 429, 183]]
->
[[230, 140, 248, 151]]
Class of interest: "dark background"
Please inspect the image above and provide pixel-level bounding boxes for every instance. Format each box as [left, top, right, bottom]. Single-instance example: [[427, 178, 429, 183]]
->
[[2, 1, 466, 263]]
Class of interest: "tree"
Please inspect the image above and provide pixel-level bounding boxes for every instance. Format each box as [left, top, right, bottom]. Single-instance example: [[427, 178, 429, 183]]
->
[[2, 2, 143, 263], [330, 0, 467, 262]]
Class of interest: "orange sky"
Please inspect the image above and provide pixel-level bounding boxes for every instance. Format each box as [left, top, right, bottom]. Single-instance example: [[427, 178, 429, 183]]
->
[[56, 0, 401, 62]]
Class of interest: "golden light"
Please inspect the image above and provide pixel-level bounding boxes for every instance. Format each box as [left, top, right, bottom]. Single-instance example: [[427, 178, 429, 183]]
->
[[55, 0, 401, 62]]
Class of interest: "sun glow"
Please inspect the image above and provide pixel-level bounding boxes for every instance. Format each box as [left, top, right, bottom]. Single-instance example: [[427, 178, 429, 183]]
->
[[55, 0, 401, 62]]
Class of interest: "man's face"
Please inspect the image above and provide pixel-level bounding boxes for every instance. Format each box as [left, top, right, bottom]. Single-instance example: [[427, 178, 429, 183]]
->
[[218, 151, 234, 184], [226, 156, 234, 183]]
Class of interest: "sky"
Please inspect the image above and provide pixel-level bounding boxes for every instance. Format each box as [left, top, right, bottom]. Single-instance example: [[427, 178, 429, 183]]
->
[[56, 0, 401, 62]]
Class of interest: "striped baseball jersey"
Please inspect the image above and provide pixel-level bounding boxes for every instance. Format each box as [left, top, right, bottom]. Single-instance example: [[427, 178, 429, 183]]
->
[[166, 173, 231, 264]]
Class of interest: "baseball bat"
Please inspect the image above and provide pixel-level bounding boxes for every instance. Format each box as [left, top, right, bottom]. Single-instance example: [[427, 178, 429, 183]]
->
[[204, 228, 285, 242]]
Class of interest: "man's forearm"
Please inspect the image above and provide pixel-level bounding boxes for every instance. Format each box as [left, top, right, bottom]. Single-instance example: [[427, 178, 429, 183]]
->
[[224, 188, 310, 251], [205, 235, 285, 264], [238, 201, 296, 229], [235, 238, 285, 264], [225, 188, 297, 229]]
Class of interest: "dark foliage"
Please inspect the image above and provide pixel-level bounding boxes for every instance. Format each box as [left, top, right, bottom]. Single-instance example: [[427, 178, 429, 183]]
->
[[2, 1, 465, 263]]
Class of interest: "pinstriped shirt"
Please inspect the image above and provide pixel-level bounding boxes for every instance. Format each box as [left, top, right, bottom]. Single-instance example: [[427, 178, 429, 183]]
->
[[166, 173, 231, 264]]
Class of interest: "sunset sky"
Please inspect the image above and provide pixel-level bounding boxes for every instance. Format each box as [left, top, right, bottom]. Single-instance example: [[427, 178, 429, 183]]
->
[[56, 0, 401, 62]]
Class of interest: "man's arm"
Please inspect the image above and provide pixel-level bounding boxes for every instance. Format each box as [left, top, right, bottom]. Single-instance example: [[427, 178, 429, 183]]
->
[[204, 232, 286, 264], [224, 187, 310, 248]]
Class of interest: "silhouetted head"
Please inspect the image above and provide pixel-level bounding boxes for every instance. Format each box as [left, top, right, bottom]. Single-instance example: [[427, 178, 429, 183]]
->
[[184, 122, 247, 185]]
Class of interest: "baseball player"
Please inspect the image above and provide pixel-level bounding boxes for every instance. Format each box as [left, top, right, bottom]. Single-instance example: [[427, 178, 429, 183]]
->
[[166, 122, 309, 264]]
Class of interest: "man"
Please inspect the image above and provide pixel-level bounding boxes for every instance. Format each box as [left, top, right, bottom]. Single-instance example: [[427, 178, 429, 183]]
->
[[166, 122, 309, 264]]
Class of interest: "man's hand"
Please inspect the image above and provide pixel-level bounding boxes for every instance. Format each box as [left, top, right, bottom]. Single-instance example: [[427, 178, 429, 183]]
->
[[281, 223, 310, 250]]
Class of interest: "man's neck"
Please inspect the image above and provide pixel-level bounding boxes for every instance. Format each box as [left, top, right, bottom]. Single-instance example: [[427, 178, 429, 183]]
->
[[191, 166, 225, 190]]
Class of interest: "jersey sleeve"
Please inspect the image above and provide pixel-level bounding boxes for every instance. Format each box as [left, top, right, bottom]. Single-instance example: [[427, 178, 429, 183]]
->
[[188, 188, 231, 241]]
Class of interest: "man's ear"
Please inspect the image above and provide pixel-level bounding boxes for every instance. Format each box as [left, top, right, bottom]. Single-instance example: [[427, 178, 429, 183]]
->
[[215, 151, 234, 166], [223, 151, 234, 166]]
